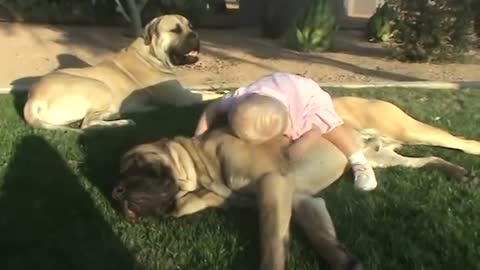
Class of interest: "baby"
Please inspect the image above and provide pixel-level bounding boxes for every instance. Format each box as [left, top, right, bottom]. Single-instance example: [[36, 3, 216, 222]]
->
[[195, 72, 377, 191]]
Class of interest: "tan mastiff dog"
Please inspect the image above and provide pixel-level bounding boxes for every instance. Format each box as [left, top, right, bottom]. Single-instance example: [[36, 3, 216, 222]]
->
[[111, 96, 480, 270], [23, 14, 213, 132], [112, 128, 363, 270]]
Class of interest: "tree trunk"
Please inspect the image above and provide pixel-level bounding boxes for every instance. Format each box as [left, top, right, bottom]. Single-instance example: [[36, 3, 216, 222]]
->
[[238, 0, 262, 27], [125, 0, 143, 37]]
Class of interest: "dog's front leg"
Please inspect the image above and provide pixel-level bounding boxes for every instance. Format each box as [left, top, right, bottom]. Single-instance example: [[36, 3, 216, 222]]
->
[[81, 111, 136, 130], [172, 190, 227, 218], [199, 175, 234, 198], [199, 175, 257, 208], [257, 172, 294, 270]]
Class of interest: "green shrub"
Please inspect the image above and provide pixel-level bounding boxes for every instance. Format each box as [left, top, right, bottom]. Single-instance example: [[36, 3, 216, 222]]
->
[[365, 2, 398, 42], [392, 0, 478, 62], [474, 0, 480, 40], [285, 0, 337, 52]]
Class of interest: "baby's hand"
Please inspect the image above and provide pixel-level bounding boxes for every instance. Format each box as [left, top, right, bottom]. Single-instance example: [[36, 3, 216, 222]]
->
[[194, 98, 223, 137], [194, 127, 206, 137], [194, 117, 209, 137]]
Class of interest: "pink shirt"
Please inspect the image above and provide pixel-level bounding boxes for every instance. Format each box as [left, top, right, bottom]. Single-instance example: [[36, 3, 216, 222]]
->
[[217, 72, 344, 140]]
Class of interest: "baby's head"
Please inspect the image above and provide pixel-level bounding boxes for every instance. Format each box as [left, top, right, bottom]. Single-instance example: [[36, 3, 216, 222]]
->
[[228, 94, 288, 144]]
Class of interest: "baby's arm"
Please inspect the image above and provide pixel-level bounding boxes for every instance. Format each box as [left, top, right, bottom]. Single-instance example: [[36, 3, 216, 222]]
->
[[195, 98, 227, 136]]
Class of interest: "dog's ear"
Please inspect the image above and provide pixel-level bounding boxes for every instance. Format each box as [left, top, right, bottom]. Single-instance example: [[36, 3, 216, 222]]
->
[[119, 150, 144, 174], [165, 140, 199, 192], [120, 142, 169, 175], [144, 16, 164, 46]]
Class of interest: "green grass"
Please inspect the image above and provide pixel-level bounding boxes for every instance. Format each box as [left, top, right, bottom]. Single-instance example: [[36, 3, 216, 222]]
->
[[0, 88, 479, 270]]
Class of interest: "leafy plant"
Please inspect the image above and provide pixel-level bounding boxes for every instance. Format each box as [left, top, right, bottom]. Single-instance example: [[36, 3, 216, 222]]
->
[[285, 0, 337, 52], [392, 0, 478, 62], [365, 2, 398, 42], [472, 0, 480, 45]]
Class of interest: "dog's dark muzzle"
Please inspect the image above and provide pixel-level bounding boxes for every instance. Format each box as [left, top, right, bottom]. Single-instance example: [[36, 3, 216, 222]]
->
[[170, 31, 201, 65]]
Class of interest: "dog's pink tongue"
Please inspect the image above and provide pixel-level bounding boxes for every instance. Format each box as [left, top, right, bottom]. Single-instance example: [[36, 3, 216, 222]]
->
[[187, 50, 199, 57], [126, 208, 137, 220]]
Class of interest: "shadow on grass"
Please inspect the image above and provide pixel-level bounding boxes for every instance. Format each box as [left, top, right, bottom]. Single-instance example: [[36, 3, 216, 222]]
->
[[0, 135, 142, 270]]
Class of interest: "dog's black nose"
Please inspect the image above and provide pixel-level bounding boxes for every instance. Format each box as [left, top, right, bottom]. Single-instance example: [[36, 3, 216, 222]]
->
[[112, 185, 126, 200], [187, 31, 198, 39]]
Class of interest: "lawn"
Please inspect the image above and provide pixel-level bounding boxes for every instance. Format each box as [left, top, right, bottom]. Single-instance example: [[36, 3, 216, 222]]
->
[[0, 88, 479, 270]]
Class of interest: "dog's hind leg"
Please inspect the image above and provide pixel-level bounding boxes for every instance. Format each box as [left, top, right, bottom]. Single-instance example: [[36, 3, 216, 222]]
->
[[199, 177, 235, 198], [394, 120, 480, 155], [337, 98, 480, 155], [366, 148, 479, 185], [257, 173, 294, 270], [292, 194, 363, 270]]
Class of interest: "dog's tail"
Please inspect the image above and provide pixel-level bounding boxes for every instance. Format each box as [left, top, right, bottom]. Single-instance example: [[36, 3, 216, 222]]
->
[[23, 99, 82, 133]]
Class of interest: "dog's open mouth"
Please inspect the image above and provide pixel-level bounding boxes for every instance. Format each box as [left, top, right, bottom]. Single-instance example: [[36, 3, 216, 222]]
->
[[170, 47, 200, 65], [123, 201, 138, 221], [186, 50, 199, 57], [182, 50, 199, 64]]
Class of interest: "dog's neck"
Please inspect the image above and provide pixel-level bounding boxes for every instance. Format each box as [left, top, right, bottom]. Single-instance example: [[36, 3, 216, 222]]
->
[[127, 38, 175, 74]]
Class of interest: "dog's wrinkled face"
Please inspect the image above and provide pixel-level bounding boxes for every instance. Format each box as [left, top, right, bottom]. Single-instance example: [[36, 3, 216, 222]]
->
[[143, 14, 200, 66], [112, 147, 179, 221]]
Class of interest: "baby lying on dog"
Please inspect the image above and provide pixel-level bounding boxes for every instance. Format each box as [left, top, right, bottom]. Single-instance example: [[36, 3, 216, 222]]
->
[[195, 72, 377, 191]]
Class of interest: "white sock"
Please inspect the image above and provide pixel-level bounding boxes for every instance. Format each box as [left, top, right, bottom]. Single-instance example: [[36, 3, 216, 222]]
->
[[348, 151, 368, 166]]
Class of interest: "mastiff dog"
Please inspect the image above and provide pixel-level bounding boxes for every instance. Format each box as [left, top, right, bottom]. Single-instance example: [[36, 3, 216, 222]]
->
[[111, 96, 480, 270], [113, 128, 364, 270], [23, 14, 214, 132]]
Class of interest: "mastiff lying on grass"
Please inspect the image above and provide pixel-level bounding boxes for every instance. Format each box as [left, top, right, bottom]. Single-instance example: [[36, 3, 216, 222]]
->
[[111, 96, 480, 270], [112, 127, 363, 270]]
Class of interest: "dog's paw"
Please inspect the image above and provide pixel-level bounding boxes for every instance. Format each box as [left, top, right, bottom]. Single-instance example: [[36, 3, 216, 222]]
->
[[464, 140, 480, 155], [335, 244, 364, 270], [83, 119, 136, 130], [111, 119, 136, 127], [451, 167, 480, 186], [172, 195, 207, 217], [463, 170, 480, 186]]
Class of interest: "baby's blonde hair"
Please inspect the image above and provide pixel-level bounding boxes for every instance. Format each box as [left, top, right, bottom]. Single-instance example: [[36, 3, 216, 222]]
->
[[228, 94, 288, 144]]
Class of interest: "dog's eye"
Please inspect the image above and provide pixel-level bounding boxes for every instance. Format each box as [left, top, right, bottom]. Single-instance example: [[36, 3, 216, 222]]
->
[[170, 24, 182, 34]]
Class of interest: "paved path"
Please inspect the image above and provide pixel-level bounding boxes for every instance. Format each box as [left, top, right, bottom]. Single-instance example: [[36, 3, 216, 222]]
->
[[1, 22, 479, 91]]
